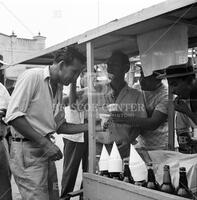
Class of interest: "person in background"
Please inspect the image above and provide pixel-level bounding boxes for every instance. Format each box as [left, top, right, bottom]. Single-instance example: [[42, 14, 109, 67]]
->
[[5, 47, 93, 200], [0, 81, 12, 200], [112, 67, 170, 150], [164, 63, 197, 125], [61, 78, 88, 200], [161, 63, 197, 152]]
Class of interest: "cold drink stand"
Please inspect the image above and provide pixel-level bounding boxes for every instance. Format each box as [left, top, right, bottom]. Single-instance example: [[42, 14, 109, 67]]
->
[[83, 1, 197, 199]]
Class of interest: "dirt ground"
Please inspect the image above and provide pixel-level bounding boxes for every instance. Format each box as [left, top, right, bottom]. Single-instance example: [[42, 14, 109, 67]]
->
[[12, 134, 82, 200]]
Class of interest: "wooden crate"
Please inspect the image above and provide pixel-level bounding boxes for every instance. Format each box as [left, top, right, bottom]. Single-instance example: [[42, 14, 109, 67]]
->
[[83, 173, 190, 200]]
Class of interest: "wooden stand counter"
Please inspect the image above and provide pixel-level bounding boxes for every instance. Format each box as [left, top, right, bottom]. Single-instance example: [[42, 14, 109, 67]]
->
[[83, 173, 191, 200]]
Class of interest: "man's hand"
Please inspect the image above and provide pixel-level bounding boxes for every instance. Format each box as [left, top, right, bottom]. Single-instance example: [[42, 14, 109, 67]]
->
[[174, 98, 190, 115], [42, 139, 63, 161], [103, 120, 110, 131]]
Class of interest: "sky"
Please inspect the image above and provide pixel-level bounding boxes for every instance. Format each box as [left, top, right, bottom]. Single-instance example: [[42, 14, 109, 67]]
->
[[0, 0, 165, 47]]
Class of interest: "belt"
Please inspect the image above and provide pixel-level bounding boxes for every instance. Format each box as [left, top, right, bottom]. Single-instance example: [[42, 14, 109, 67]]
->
[[12, 137, 30, 142]]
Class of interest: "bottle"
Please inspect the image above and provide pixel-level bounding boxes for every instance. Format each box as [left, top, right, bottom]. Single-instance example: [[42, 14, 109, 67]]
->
[[176, 167, 193, 199], [160, 165, 175, 194], [146, 163, 160, 190], [123, 160, 134, 183]]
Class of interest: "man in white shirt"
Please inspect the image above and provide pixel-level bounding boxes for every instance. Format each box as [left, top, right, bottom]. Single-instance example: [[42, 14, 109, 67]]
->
[[61, 81, 88, 200], [5, 47, 91, 200]]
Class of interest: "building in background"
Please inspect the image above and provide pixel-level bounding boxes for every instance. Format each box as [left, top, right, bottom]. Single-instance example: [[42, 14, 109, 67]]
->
[[0, 32, 46, 89]]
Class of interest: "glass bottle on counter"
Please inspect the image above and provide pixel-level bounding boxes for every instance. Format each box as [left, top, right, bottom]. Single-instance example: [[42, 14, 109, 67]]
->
[[123, 160, 134, 183], [146, 163, 160, 191], [160, 165, 175, 194], [176, 167, 193, 199]]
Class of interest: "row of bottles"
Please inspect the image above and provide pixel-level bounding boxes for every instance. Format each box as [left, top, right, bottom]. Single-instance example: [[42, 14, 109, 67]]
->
[[98, 143, 193, 199]]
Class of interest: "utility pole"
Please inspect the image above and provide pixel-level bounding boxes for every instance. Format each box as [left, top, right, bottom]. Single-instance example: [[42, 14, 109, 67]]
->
[[97, 0, 100, 26]]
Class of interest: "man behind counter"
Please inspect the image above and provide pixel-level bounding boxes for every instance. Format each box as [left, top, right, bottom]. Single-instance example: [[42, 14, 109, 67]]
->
[[96, 50, 147, 158], [160, 63, 197, 152], [163, 63, 197, 126]]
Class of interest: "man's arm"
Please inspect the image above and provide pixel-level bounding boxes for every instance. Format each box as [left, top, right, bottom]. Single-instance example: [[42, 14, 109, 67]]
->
[[57, 122, 88, 134], [130, 110, 167, 130], [174, 98, 197, 125], [9, 117, 62, 160], [10, 117, 49, 144], [57, 119, 103, 134], [112, 110, 167, 131]]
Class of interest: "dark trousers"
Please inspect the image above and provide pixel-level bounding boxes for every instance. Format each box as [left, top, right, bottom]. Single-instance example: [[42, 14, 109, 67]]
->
[[60, 132, 88, 200], [0, 140, 12, 200]]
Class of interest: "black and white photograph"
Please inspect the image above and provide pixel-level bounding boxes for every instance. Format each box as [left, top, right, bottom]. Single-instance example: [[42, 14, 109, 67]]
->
[[0, 0, 197, 199]]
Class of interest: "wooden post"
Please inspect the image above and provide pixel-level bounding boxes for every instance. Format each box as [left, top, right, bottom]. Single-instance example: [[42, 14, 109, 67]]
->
[[168, 85, 175, 150], [86, 42, 96, 173]]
